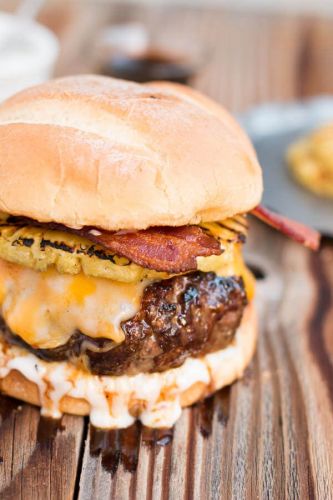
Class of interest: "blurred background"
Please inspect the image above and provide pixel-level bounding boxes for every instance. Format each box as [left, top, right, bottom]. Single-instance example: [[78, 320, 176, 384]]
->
[[0, 0, 332, 110], [1, 0, 333, 229]]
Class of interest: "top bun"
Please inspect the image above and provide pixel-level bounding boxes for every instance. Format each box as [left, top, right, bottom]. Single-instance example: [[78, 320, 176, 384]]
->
[[0, 75, 262, 230]]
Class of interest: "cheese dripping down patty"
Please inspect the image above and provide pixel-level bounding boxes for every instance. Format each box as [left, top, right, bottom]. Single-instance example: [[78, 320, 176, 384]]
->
[[0, 243, 254, 351], [0, 259, 149, 348]]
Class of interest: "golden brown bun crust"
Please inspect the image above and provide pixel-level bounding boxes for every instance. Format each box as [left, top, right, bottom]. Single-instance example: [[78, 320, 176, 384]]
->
[[0, 302, 257, 425], [0, 75, 262, 230], [0, 370, 207, 416], [0, 370, 91, 415]]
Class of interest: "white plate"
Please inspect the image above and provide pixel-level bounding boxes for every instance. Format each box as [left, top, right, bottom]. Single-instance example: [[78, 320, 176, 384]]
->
[[240, 96, 333, 235]]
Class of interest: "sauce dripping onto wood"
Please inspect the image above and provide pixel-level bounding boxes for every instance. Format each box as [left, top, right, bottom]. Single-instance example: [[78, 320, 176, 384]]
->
[[141, 427, 174, 447], [0, 394, 22, 423], [89, 423, 173, 474], [196, 387, 231, 438], [36, 416, 65, 448]]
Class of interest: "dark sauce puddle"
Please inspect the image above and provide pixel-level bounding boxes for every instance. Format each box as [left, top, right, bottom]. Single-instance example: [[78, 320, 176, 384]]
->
[[90, 427, 121, 474], [0, 394, 22, 423], [141, 426, 173, 447], [37, 416, 65, 448], [195, 386, 231, 438], [90, 423, 173, 474], [215, 386, 231, 425], [197, 395, 215, 438]]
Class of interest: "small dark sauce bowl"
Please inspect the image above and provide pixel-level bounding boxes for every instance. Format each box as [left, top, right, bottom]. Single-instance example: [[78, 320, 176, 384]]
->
[[99, 48, 198, 84]]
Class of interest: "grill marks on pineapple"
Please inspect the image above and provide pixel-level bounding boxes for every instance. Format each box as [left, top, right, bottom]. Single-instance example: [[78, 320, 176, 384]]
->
[[201, 215, 248, 244], [0, 224, 131, 266], [12, 237, 34, 248], [38, 237, 132, 265], [40, 239, 75, 254], [0, 215, 247, 280]]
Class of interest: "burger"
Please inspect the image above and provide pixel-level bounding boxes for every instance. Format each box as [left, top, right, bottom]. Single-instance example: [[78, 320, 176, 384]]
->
[[0, 76, 318, 429]]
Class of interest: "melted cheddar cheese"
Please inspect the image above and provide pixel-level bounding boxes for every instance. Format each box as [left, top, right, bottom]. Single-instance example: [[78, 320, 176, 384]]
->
[[0, 245, 254, 350], [0, 259, 148, 349]]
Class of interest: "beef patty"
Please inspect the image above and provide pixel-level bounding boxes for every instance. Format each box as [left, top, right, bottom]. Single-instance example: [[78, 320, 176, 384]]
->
[[2, 272, 247, 376]]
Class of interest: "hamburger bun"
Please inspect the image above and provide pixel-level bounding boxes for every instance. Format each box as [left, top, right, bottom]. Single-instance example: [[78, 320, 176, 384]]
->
[[0, 75, 262, 231]]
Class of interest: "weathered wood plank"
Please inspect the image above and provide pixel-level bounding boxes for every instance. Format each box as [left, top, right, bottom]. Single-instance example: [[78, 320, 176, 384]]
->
[[1, 2, 333, 499], [74, 227, 333, 500], [0, 402, 85, 499]]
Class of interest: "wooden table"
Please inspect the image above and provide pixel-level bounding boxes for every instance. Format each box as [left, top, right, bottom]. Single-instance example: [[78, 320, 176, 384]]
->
[[1, 2, 333, 499]]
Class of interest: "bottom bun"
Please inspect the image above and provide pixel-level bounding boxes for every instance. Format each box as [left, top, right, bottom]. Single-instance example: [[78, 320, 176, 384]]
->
[[0, 301, 256, 428]]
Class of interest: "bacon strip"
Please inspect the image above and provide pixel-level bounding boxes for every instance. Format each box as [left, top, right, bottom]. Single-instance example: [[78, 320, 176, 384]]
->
[[6, 216, 222, 273], [78, 225, 222, 273], [251, 205, 320, 250]]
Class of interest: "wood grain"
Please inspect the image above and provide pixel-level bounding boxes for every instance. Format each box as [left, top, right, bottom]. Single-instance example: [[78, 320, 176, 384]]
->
[[0, 2, 333, 499], [0, 401, 84, 499]]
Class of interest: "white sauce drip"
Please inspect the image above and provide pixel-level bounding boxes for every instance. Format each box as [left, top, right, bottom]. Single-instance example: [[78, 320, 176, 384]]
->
[[0, 316, 253, 428]]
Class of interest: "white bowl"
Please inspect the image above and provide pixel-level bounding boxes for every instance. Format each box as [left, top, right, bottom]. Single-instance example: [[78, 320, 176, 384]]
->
[[0, 11, 59, 101]]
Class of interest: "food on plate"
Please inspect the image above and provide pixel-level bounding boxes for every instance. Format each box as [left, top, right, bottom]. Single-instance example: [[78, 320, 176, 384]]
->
[[287, 123, 333, 198], [0, 75, 319, 429]]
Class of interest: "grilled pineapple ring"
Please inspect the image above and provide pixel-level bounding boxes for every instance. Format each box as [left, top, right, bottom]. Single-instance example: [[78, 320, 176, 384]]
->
[[0, 216, 247, 283]]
